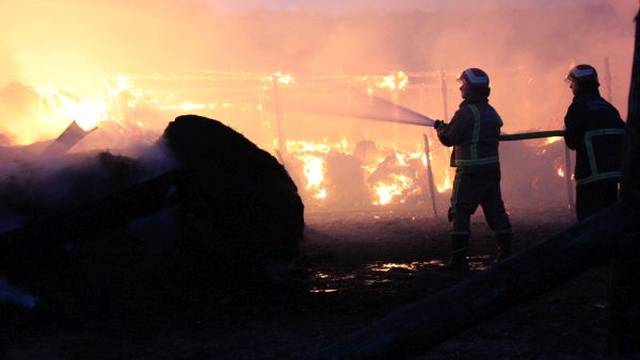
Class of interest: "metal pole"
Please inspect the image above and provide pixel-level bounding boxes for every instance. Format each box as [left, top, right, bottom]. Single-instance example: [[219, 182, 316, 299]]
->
[[392, 87, 400, 143], [418, 72, 439, 218], [272, 77, 287, 164], [564, 146, 575, 209], [604, 57, 613, 103], [423, 133, 439, 218], [440, 70, 449, 121]]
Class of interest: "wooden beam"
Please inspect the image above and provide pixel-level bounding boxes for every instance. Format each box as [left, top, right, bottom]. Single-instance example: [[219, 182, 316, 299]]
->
[[45, 121, 96, 155], [564, 146, 575, 209], [422, 133, 439, 218]]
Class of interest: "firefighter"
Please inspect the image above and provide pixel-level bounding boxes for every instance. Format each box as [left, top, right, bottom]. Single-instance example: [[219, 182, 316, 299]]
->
[[564, 65, 637, 355], [563, 64, 626, 221], [433, 68, 512, 273]]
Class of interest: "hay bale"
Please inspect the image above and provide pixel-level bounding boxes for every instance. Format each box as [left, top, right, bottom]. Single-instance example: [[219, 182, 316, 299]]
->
[[162, 115, 304, 282]]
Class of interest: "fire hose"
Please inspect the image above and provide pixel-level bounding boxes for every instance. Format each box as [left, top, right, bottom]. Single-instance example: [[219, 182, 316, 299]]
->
[[499, 130, 564, 141]]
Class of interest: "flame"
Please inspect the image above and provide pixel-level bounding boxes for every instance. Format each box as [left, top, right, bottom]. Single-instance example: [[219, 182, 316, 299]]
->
[[9, 66, 455, 208], [298, 154, 327, 199], [26, 74, 136, 140], [394, 150, 423, 167], [35, 85, 108, 131], [376, 71, 409, 91], [286, 139, 356, 201], [373, 174, 413, 206], [286, 141, 331, 200], [270, 71, 296, 85], [285, 141, 442, 206], [436, 170, 453, 193], [286, 139, 332, 154], [545, 136, 563, 145]]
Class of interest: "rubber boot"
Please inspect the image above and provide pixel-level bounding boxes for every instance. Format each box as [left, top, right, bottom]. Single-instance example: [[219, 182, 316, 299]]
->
[[445, 234, 470, 274], [496, 232, 512, 262]]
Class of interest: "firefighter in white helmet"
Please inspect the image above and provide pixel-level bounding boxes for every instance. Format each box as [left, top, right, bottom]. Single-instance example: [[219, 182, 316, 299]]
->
[[564, 64, 626, 221], [433, 68, 512, 273], [564, 64, 635, 355]]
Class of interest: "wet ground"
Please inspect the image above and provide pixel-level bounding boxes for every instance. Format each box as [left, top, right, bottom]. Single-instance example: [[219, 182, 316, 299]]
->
[[1, 207, 620, 359]]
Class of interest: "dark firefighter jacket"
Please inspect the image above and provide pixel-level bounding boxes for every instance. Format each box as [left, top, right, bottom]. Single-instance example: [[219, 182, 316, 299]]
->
[[564, 90, 626, 186], [437, 96, 502, 173]]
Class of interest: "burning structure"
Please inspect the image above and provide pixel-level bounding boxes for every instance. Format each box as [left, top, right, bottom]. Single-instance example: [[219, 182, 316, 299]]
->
[[0, 1, 635, 216], [0, 69, 578, 215]]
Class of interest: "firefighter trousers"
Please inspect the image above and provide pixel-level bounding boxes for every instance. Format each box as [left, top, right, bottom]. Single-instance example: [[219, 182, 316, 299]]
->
[[576, 179, 619, 221], [449, 168, 511, 236]]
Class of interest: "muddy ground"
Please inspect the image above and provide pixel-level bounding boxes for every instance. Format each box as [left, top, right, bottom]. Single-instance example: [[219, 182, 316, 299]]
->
[[1, 207, 621, 359]]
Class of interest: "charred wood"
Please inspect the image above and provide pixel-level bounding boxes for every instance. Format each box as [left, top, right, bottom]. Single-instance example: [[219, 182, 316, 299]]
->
[[44, 121, 96, 155]]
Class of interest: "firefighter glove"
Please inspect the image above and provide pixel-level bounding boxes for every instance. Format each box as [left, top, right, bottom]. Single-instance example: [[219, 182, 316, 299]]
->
[[434, 120, 446, 130]]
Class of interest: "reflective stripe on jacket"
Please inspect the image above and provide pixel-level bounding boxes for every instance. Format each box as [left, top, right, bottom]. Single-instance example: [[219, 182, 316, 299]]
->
[[576, 128, 626, 185], [436, 97, 502, 170], [563, 91, 626, 186]]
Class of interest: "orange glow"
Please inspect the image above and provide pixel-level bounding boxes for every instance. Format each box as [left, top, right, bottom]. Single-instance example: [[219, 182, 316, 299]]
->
[[286, 139, 332, 154], [376, 71, 409, 91], [437, 170, 453, 193], [285, 140, 340, 201], [35, 85, 107, 130], [394, 150, 423, 167], [373, 174, 413, 206], [6, 75, 135, 144], [285, 139, 447, 206], [300, 154, 328, 200], [545, 136, 563, 145], [2, 1, 632, 214], [270, 72, 296, 86]]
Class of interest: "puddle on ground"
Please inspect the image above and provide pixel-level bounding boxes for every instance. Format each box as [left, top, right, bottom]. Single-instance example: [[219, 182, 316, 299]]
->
[[313, 271, 356, 281], [364, 279, 392, 286], [468, 254, 492, 271], [367, 260, 445, 273], [308, 257, 495, 294], [309, 271, 357, 294], [309, 288, 338, 293]]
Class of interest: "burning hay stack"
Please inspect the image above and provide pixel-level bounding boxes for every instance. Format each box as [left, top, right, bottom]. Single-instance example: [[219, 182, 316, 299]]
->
[[0, 115, 304, 312]]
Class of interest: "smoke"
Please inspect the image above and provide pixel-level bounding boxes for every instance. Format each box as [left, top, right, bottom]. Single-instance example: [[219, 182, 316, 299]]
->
[[0, 37, 17, 86], [0, 0, 636, 212], [2, 1, 634, 133]]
